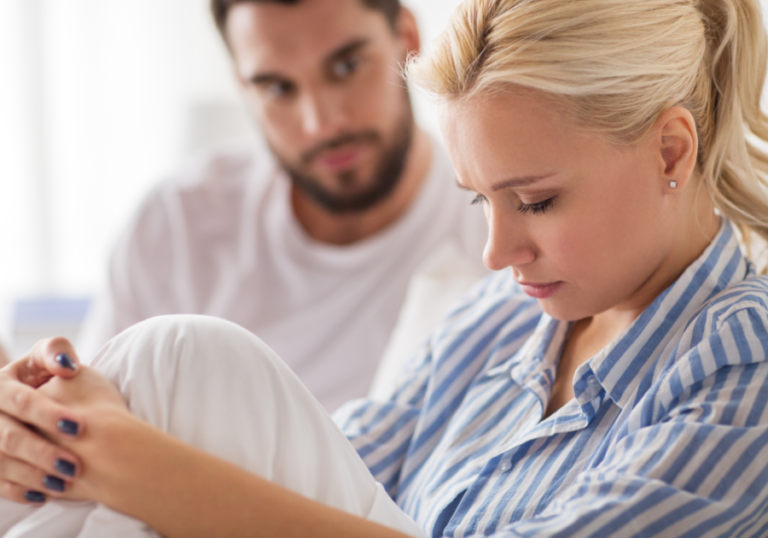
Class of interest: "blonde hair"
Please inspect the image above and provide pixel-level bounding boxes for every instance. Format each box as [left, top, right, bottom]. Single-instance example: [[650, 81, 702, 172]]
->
[[408, 0, 768, 271]]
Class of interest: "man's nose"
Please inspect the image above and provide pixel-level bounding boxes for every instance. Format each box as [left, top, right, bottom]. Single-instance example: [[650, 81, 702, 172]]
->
[[299, 89, 349, 139], [483, 206, 536, 271]]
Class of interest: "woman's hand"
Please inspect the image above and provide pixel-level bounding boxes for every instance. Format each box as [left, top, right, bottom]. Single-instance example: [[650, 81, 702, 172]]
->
[[0, 337, 98, 504]]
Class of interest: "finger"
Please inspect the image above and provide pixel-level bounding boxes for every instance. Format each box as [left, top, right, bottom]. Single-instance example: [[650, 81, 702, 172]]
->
[[0, 417, 81, 477], [12, 338, 81, 387], [0, 456, 73, 498], [0, 381, 83, 439], [0, 413, 83, 479], [0, 478, 49, 504]]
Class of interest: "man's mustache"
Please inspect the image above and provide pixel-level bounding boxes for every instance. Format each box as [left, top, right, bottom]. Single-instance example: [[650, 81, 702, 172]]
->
[[301, 131, 381, 166]]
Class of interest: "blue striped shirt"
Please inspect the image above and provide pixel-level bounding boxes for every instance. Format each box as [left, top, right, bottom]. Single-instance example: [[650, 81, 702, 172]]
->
[[334, 220, 768, 537]]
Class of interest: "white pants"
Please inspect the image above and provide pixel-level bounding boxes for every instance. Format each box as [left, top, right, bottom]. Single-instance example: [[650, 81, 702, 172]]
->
[[0, 316, 426, 538]]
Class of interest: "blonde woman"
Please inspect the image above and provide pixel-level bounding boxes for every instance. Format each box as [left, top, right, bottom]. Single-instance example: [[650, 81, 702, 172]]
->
[[0, 0, 767, 536]]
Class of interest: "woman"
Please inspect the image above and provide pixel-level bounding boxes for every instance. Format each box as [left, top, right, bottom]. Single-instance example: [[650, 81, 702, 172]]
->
[[0, 0, 767, 536]]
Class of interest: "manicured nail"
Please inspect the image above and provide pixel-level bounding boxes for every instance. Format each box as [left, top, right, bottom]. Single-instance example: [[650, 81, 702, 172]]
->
[[55, 459, 76, 477], [43, 475, 65, 492], [57, 419, 79, 436], [24, 491, 46, 503], [55, 353, 76, 371]]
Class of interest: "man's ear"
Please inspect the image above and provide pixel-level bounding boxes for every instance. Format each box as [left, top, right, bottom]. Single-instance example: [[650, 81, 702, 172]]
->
[[656, 106, 699, 192], [396, 7, 421, 58]]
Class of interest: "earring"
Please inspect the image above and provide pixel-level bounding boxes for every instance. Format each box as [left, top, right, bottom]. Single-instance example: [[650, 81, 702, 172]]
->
[[669, 181, 678, 189]]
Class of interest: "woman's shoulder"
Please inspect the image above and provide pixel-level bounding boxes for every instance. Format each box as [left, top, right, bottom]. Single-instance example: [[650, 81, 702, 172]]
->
[[652, 275, 768, 396], [688, 274, 768, 337]]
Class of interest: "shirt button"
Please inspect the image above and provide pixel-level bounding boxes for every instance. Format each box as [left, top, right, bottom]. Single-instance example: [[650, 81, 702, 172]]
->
[[500, 460, 512, 472]]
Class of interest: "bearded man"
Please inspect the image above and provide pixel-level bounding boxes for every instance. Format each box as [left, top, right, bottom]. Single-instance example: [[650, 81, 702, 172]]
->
[[79, 0, 487, 411]]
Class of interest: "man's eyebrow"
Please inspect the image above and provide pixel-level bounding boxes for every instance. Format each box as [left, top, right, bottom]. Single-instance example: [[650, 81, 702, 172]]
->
[[455, 174, 557, 192], [248, 38, 370, 86], [250, 72, 288, 86], [324, 38, 370, 66]]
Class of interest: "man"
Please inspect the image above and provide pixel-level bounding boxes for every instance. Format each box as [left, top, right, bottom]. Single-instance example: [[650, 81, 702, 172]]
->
[[79, 0, 487, 411]]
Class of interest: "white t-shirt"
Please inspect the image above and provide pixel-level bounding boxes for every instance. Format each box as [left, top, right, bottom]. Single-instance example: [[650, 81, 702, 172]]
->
[[79, 140, 488, 411]]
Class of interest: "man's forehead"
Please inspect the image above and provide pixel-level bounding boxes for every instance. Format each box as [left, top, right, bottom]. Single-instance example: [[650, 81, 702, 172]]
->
[[226, 0, 390, 77]]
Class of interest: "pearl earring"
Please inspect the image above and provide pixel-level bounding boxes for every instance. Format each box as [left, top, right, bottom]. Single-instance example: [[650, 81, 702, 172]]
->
[[669, 181, 678, 189]]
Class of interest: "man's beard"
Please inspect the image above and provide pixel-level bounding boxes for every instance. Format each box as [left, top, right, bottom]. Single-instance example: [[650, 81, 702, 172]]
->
[[273, 104, 415, 214]]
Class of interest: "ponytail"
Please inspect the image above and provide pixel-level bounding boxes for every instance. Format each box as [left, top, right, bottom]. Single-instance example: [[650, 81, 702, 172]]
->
[[697, 0, 768, 269]]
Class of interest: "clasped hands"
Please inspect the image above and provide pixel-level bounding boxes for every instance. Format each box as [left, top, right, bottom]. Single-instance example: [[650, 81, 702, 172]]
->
[[0, 338, 128, 505]]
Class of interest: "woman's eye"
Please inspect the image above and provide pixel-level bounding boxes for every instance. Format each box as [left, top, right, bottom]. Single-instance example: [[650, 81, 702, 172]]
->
[[471, 194, 487, 206], [518, 197, 555, 215], [332, 57, 361, 79]]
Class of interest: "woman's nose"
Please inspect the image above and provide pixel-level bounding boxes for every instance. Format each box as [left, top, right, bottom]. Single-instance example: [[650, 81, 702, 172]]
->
[[483, 207, 536, 271]]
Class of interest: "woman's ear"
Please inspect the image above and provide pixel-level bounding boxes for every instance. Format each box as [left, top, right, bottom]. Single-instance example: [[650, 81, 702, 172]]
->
[[655, 106, 699, 192]]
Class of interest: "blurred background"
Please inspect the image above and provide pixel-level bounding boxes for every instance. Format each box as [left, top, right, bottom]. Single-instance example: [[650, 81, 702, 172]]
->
[[2, 0, 768, 358], [0, 0, 465, 358]]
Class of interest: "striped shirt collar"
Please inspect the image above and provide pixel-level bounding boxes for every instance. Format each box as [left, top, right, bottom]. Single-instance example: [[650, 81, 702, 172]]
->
[[515, 219, 752, 419]]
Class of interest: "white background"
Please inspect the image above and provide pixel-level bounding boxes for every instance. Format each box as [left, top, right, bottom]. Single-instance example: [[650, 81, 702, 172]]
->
[[0, 0, 464, 349]]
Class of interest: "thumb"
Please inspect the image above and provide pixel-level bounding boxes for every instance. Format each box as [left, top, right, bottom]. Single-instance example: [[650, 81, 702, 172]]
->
[[12, 337, 82, 387]]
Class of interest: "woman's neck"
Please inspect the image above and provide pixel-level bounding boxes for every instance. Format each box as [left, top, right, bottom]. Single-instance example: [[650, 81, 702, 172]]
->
[[544, 178, 721, 419]]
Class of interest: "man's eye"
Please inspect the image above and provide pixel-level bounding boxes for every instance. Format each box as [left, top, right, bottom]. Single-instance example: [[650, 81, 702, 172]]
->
[[332, 57, 361, 79], [265, 82, 294, 98], [471, 194, 487, 206]]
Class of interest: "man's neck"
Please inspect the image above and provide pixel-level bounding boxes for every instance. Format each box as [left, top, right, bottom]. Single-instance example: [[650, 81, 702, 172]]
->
[[290, 129, 432, 246]]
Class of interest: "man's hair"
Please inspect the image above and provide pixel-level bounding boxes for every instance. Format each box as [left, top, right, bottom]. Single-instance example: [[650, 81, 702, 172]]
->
[[211, 0, 401, 39]]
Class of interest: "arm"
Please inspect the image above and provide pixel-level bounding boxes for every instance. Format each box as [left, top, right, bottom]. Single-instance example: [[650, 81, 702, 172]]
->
[[69, 409, 413, 538], [78, 188, 175, 361], [0, 339, 416, 538]]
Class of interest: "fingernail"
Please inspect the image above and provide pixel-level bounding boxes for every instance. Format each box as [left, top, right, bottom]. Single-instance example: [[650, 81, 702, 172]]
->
[[43, 475, 65, 492], [57, 419, 79, 436], [55, 459, 76, 477], [55, 353, 76, 371], [24, 490, 46, 503]]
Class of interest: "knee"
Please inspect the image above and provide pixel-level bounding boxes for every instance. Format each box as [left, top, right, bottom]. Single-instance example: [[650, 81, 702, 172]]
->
[[91, 315, 281, 389]]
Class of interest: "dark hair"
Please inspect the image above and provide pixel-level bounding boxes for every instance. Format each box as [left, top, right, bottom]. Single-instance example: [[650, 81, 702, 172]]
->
[[211, 0, 401, 40]]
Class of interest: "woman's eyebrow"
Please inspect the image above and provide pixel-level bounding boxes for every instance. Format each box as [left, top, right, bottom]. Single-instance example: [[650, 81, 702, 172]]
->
[[490, 174, 557, 191], [455, 173, 558, 192]]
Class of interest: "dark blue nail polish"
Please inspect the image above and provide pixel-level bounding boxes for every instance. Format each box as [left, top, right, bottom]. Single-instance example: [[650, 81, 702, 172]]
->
[[43, 475, 65, 492], [57, 419, 79, 436], [24, 491, 46, 503], [54, 353, 76, 371], [55, 459, 76, 477]]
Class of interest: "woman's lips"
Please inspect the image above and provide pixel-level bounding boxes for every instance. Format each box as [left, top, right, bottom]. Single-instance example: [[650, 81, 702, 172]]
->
[[519, 281, 563, 299]]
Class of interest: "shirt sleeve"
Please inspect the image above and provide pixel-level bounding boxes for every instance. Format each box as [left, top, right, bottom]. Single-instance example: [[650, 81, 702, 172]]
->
[[333, 336, 434, 497], [77, 189, 176, 362], [492, 306, 768, 538]]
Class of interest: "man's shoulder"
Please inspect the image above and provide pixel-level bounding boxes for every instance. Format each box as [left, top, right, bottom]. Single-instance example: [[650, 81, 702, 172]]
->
[[155, 143, 275, 198], [118, 143, 278, 249]]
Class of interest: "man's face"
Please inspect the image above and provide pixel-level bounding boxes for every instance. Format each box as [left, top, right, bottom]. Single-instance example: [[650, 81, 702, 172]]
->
[[226, 0, 417, 213]]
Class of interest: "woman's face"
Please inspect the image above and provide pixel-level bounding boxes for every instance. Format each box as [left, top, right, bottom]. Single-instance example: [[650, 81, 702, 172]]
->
[[440, 90, 683, 321]]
